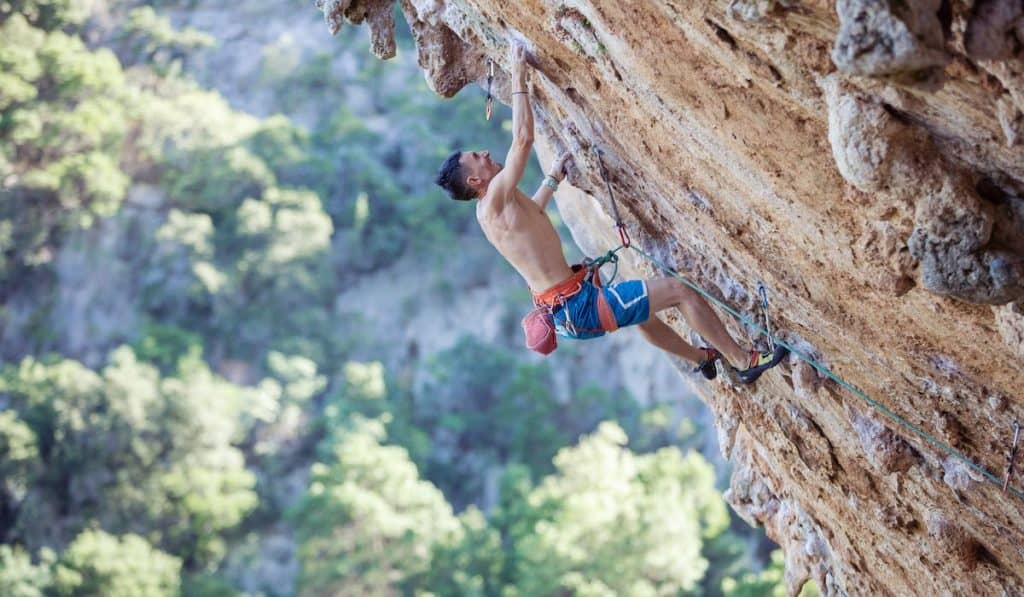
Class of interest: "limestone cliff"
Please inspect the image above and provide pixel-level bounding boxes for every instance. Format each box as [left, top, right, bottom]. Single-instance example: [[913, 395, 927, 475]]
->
[[316, 0, 1024, 594]]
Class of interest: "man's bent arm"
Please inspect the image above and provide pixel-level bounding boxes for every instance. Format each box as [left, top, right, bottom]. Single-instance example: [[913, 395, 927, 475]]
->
[[532, 181, 555, 210], [531, 151, 570, 209]]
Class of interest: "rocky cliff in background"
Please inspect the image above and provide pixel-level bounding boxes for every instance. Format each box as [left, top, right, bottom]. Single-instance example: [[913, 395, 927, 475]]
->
[[317, 0, 1024, 594]]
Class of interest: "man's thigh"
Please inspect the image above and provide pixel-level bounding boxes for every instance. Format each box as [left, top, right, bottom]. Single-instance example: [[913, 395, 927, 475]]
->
[[645, 277, 687, 313]]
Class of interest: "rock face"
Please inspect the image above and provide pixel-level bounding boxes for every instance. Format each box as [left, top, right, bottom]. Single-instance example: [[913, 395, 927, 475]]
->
[[318, 1, 1024, 594]]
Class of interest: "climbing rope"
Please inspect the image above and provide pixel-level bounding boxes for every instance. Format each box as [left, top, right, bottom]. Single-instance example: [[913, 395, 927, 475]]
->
[[589, 148, 1024, 501]]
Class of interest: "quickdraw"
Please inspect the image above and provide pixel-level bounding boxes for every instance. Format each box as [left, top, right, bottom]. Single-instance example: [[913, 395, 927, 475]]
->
[[1004, 421, 1020, 494], [758, 282, 775, 351], [485, 58, 495, 121]]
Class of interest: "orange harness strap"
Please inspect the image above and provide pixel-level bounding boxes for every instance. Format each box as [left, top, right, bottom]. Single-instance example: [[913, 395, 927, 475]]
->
[[531, 265, 619, 334], [591, 271, 619, 333], [531, 266, 588, 307]]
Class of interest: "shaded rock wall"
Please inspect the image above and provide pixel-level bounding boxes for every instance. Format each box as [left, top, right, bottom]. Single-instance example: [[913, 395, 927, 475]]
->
[[318, 0, 1024, 594]]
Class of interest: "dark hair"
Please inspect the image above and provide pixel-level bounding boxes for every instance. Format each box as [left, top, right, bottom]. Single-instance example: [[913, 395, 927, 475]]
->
[[435, 150, 475, 201]]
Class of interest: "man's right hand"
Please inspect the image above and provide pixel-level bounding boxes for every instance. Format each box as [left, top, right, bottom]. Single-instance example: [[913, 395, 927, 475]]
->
[[509, 39, 528, 89]]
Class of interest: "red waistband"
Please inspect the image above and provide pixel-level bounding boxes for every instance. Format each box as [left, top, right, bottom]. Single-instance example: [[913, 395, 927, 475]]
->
[[531, 266, 587, 307]]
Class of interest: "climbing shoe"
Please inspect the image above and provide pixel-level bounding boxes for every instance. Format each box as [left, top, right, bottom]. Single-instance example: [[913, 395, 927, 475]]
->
[[693, 347, 721, 380], [736, 345, 789, 385]]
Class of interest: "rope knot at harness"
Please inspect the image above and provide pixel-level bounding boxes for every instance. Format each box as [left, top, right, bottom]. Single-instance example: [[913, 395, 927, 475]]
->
[[584, 248, 623, 286]]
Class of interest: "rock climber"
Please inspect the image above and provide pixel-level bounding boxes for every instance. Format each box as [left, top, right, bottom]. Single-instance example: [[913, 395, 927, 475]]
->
[[434, 39, 788, 384]]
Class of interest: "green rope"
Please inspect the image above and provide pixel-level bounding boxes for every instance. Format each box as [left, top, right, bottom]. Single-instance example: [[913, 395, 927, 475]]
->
[[586, 247, 624, 285], [626, 244, 1024, 501]]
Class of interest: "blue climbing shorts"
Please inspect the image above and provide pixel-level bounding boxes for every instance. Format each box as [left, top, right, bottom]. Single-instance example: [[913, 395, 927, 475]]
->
[[552, 279, 650, 340]]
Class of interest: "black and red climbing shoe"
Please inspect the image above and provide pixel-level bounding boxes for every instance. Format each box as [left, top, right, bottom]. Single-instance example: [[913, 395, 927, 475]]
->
[[693, 347, 721, 380], [736, 345, 789, 385]]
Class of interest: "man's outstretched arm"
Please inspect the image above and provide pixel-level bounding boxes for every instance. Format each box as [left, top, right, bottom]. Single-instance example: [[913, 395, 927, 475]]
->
[[487, 41, 533, 202]]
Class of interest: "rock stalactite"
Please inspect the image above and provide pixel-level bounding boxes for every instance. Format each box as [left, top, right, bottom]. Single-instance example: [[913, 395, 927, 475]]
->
[[318, 1, 1024, 593]]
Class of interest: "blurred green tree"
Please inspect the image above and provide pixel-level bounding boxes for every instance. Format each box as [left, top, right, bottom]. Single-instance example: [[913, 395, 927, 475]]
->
[[507, 422, 726, 596], [290, 416, 460, 595], [0, 348, 260, 568], [52, 530, 181, 597], [0, 544, 55, 597]]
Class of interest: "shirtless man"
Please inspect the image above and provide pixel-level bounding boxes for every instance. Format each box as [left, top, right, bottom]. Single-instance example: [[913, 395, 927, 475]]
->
[[434, 41, 787, 384]]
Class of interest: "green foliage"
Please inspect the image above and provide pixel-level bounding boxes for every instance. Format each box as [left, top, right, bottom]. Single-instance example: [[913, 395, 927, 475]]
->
[[116, 6, 215, 73], [0, 410, 39, 506], [420, 507, 505, 597], [179, 572, 239, 597], [295, 421, 744, 596], [244, 115, 310, 185], [196, 186, 335, 363], [0, 0, 89, 30], [0, 531, 180, 597], [0, 348, 259, 568], [25, 152, 129, 224], [266, 351, 327, 405], [52, 530, 181, 597], [0, 545, 54, 597], [290, 416, 460, 595], [164, 146, 276, 213], [234, 187, 333, 270], [507, 423, 724, 596], [391, 336, 650, 509], [259, 50, 334, 115], [0, 14, 133, 276]]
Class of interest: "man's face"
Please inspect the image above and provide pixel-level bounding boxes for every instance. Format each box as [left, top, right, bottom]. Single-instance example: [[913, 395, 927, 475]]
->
[[460, 150, 502, 190]]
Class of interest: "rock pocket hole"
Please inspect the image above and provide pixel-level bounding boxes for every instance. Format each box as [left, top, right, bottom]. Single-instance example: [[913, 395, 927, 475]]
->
[[705, 19, 736, 48], [937, 0, 952, 42], [976, 177, 1013, 205]]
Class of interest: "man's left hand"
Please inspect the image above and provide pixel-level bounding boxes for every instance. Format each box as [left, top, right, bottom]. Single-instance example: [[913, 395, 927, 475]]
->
[[548, 151, 573, 182]]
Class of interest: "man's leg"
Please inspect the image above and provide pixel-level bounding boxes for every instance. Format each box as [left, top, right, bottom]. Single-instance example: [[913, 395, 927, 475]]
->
[[643, 278, 748, 368], [637, 316, 704, 362]]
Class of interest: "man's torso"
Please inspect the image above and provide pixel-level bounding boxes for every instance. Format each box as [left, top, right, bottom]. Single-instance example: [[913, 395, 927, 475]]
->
[[476, 188, 573, 291]]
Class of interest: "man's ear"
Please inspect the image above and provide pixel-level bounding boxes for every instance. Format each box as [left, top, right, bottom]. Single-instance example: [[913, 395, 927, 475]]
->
[[466, 175, 481, 190]]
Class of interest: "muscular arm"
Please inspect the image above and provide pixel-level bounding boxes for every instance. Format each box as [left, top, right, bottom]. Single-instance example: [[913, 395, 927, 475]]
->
[[486, 43, 533, 205]]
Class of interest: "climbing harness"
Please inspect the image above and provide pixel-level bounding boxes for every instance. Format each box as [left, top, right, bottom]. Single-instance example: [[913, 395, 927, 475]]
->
[[485, 58, 495, 121], [758, 282, 775, 351], [526, 248, 625, 352], [587, 146, 1024, 500], [1004, 421, 1020, 494], [522, 246, 627, 354]]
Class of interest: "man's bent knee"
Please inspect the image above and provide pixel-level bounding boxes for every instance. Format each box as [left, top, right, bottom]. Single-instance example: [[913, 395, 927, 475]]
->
[[676, 281, 700, 308], [647, 277, 691, 313]]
